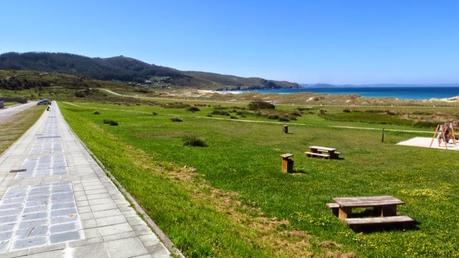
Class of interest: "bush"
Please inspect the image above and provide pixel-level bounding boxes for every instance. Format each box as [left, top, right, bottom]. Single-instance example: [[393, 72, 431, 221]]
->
[[230, 115, 238, 119], [103, 119, 118, 126], [289, 111, 302, 117], [278, 116, 290, 122], [343, 109, 351, 113], [152, 112, 158, 116], [187, 106, 200, 112], [75, 89, 90, 98], [211, 110, 230, 116], [171, 117, 183, 122], [93, 111, 100, 115], [267, 114, 279, 120], [297, 107, 312, 111], [161, 102, 191, 109], [248, 100, 275, 110], [183, 136, 208, 147]]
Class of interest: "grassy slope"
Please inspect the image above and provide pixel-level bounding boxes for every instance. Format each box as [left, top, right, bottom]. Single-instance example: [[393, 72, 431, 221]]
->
[[60, 101, 459, 257], [0, 106, 45, 154]]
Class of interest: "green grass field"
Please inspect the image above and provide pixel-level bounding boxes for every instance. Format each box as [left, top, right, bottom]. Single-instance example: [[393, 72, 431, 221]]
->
[[60, 101, 459, 257]]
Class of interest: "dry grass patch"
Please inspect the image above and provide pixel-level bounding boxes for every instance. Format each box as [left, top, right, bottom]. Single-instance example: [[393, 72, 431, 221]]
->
[[0, 106, 44, 154]]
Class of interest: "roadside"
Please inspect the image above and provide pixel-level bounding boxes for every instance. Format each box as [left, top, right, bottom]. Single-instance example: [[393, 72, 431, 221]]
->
[[0, 101, 38, 122], [0, 105, 44, 155]]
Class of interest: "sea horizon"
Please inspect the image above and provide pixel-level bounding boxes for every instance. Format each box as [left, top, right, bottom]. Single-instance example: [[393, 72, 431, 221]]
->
[[250, 85, 459, 100]]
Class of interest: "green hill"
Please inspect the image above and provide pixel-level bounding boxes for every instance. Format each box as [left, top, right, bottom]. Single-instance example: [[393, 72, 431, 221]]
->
[[0, 52, 298, 90]]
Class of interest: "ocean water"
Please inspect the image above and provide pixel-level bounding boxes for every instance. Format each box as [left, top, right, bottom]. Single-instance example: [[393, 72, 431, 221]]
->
[[253, 87, 459, 100]]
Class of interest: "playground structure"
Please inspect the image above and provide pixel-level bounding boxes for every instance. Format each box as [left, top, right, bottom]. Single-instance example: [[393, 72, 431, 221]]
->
[[429, 121, 457, 149]]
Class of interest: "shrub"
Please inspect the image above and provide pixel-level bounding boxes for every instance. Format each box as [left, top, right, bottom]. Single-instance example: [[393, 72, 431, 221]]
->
[[289, 111, 302, 117], [74, 90, 88, 98], [93, 111, 100, 115], [161, 102, 191, 109], [267, 114, 279, 120], [248, 100, 275, 110], [413, 121, 438, 128], [343, 109, 351, 113], [171, 117, 183, 122], [211, 110, 230, 116], [278, 116, 290, 122], [103, 119, 118, 126], [187, 106, 200, 112], [297, 107, 312, 112], [230, 115, 238, 119], [152, 112, 158, 116], [183, 136, 208, 147]]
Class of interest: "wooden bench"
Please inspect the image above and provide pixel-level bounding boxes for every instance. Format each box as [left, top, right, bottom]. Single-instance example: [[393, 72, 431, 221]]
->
[[345, 216, 414, 226], [305, 152, 330, 159]]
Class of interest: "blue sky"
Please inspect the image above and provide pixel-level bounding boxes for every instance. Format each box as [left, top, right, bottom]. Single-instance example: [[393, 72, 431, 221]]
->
[[1, 0, 458, 84]]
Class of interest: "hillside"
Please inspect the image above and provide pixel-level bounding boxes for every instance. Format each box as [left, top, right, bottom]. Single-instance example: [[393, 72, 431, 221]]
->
[[0, 52, 299, 90]]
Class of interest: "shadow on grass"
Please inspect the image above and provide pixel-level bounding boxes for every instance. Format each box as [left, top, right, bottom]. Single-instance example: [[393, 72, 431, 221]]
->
[[288, 169, 307, 174]]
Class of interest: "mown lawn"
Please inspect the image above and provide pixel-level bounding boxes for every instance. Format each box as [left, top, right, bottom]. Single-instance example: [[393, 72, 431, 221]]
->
[[60, 101, 459, 257]]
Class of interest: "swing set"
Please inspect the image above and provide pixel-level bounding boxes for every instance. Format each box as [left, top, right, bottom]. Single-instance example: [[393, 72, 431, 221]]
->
[[429, 121, 457, 149]]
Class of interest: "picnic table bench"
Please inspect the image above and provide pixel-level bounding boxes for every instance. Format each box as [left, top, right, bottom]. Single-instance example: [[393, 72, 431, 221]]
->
[[326, 196, 414, 228], [306, 146, 341, 159]]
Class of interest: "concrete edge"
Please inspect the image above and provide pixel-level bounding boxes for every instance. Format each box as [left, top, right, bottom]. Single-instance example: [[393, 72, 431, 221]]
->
[[57, 102, 185, 258]]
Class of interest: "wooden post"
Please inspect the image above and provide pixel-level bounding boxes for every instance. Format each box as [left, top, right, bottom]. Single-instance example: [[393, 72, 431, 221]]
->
[[381, 128, 385, 143], [283, 124, 288, 134], [280, 153, 293, 173], [430, 124, 440, 148]]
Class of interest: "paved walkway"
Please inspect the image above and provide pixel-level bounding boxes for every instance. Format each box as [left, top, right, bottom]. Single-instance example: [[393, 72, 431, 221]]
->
[[0, 102, 37, 122], [397, 136, 459, 151], [0, 102, 172, 257]]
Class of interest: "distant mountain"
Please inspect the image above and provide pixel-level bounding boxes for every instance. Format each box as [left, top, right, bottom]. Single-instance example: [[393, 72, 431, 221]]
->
[[0, 52, 298, 90]]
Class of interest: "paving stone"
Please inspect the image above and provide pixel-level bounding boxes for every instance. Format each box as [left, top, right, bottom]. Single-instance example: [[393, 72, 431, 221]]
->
[[104, 238, 148, 258], [96, 216, 126, 227], [0, 231, 12, 241], [0, 223, 15, 232], [98, 223, 133, 236], [22, 212, 48, 221], [50, 231, 80, 243], [0, 216, 17, 224], [13, 236, 47, 249], [16, 225, 48, 239], [73, 243, 110, 258], [50, 222, 77, 233]]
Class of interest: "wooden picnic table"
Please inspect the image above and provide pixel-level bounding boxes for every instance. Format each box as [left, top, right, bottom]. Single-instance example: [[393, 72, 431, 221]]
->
[[307, 146, 340, 159], [333, 195, 404, 220]]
